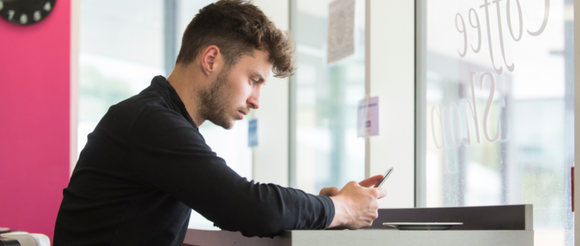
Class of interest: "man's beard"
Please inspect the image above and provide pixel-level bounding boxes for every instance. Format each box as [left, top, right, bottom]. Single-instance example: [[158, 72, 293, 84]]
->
[[197, 68, 236, 129]]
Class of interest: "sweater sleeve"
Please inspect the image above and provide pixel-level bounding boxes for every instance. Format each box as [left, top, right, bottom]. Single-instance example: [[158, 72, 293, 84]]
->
[[129, 107, 335, 237]]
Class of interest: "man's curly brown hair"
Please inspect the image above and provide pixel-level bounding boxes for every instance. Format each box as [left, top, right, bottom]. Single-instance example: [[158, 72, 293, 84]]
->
[[175, 0, 295, 78]]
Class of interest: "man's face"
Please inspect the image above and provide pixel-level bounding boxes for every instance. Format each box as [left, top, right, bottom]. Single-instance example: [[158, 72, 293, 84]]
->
[[198, 49, 272, 129]]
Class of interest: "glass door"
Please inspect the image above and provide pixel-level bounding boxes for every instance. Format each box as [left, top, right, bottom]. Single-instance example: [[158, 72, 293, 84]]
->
[[417, 0, 574, 245]]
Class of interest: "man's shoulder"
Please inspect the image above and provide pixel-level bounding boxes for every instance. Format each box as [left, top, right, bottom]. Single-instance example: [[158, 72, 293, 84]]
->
[[95, 87, 184, 135], [109, 87, 179, 120], [116, 87, 170, 111], [91, 79, 199, 146], [110, 76, 189, 122]]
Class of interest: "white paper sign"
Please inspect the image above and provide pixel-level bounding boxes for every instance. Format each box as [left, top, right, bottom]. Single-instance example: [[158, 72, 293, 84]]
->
[[357, 96, 379, 137], [327, 0, 355, 64]]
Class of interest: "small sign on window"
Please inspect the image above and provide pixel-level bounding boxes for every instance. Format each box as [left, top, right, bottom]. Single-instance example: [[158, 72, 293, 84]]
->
[[357, 96, 379, 137], [248, 119, 258, 147]]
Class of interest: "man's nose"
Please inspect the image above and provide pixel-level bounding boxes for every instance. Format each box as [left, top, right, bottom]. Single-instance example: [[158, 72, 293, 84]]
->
[[247, 89, 260, 109]]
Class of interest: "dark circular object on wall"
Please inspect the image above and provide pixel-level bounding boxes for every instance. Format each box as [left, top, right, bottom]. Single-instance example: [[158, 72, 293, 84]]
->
[[0, 0, 57, 26]]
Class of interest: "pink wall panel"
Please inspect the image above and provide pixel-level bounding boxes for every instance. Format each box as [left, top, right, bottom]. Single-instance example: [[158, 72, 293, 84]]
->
[[0, 0, 71, 242]]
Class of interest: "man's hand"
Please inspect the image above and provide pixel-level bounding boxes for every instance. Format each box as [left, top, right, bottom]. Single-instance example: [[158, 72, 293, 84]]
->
[[321, 174, 387, 229]]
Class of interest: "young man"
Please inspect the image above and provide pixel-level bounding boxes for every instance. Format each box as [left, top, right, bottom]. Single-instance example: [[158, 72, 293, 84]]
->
[[54, 1, 387, 245]]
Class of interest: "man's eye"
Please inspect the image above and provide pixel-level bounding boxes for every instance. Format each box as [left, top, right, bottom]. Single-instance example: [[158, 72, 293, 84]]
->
[[251, 78, 258, 83]]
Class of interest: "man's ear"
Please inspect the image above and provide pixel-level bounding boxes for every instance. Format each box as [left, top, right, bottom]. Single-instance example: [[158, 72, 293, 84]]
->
[[201, 45, 221, 76]]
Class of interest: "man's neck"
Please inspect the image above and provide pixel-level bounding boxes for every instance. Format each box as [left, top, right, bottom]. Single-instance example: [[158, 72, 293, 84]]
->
[[166, 65, 206, 127]]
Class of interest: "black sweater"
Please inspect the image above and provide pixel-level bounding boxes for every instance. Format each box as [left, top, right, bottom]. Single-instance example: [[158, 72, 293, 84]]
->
[[54, 76, 334, 246]]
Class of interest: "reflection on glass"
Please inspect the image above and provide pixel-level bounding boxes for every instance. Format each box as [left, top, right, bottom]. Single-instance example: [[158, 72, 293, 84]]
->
[[419, 0, 573, 245], [290, 0, 365, 194]]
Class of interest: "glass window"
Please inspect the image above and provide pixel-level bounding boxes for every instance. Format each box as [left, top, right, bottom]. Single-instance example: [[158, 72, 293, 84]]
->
[[417, 0, 574, 245], [78, 0, 165, 155], [290, 0, 366, 194]]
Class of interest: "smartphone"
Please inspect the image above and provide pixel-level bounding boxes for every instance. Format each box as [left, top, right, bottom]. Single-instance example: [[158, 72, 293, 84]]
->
[[374, 167, 394, 188]]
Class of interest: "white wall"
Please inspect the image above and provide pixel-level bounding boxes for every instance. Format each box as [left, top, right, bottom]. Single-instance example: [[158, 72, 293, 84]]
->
[[251, 0, 291, 186], [368, 0, 415, 208], [573, 1, 579, 245], [70, 0, 79, 174]]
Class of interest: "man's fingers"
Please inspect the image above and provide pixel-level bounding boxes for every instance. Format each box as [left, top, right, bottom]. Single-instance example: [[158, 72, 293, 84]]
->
[[375, 187, 388, 199], [359, 174, 383, 187], [319, 186, 339, 196]]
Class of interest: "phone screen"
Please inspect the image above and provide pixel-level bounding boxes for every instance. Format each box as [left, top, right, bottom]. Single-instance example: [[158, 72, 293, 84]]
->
[[374, 167, 394, 188]]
